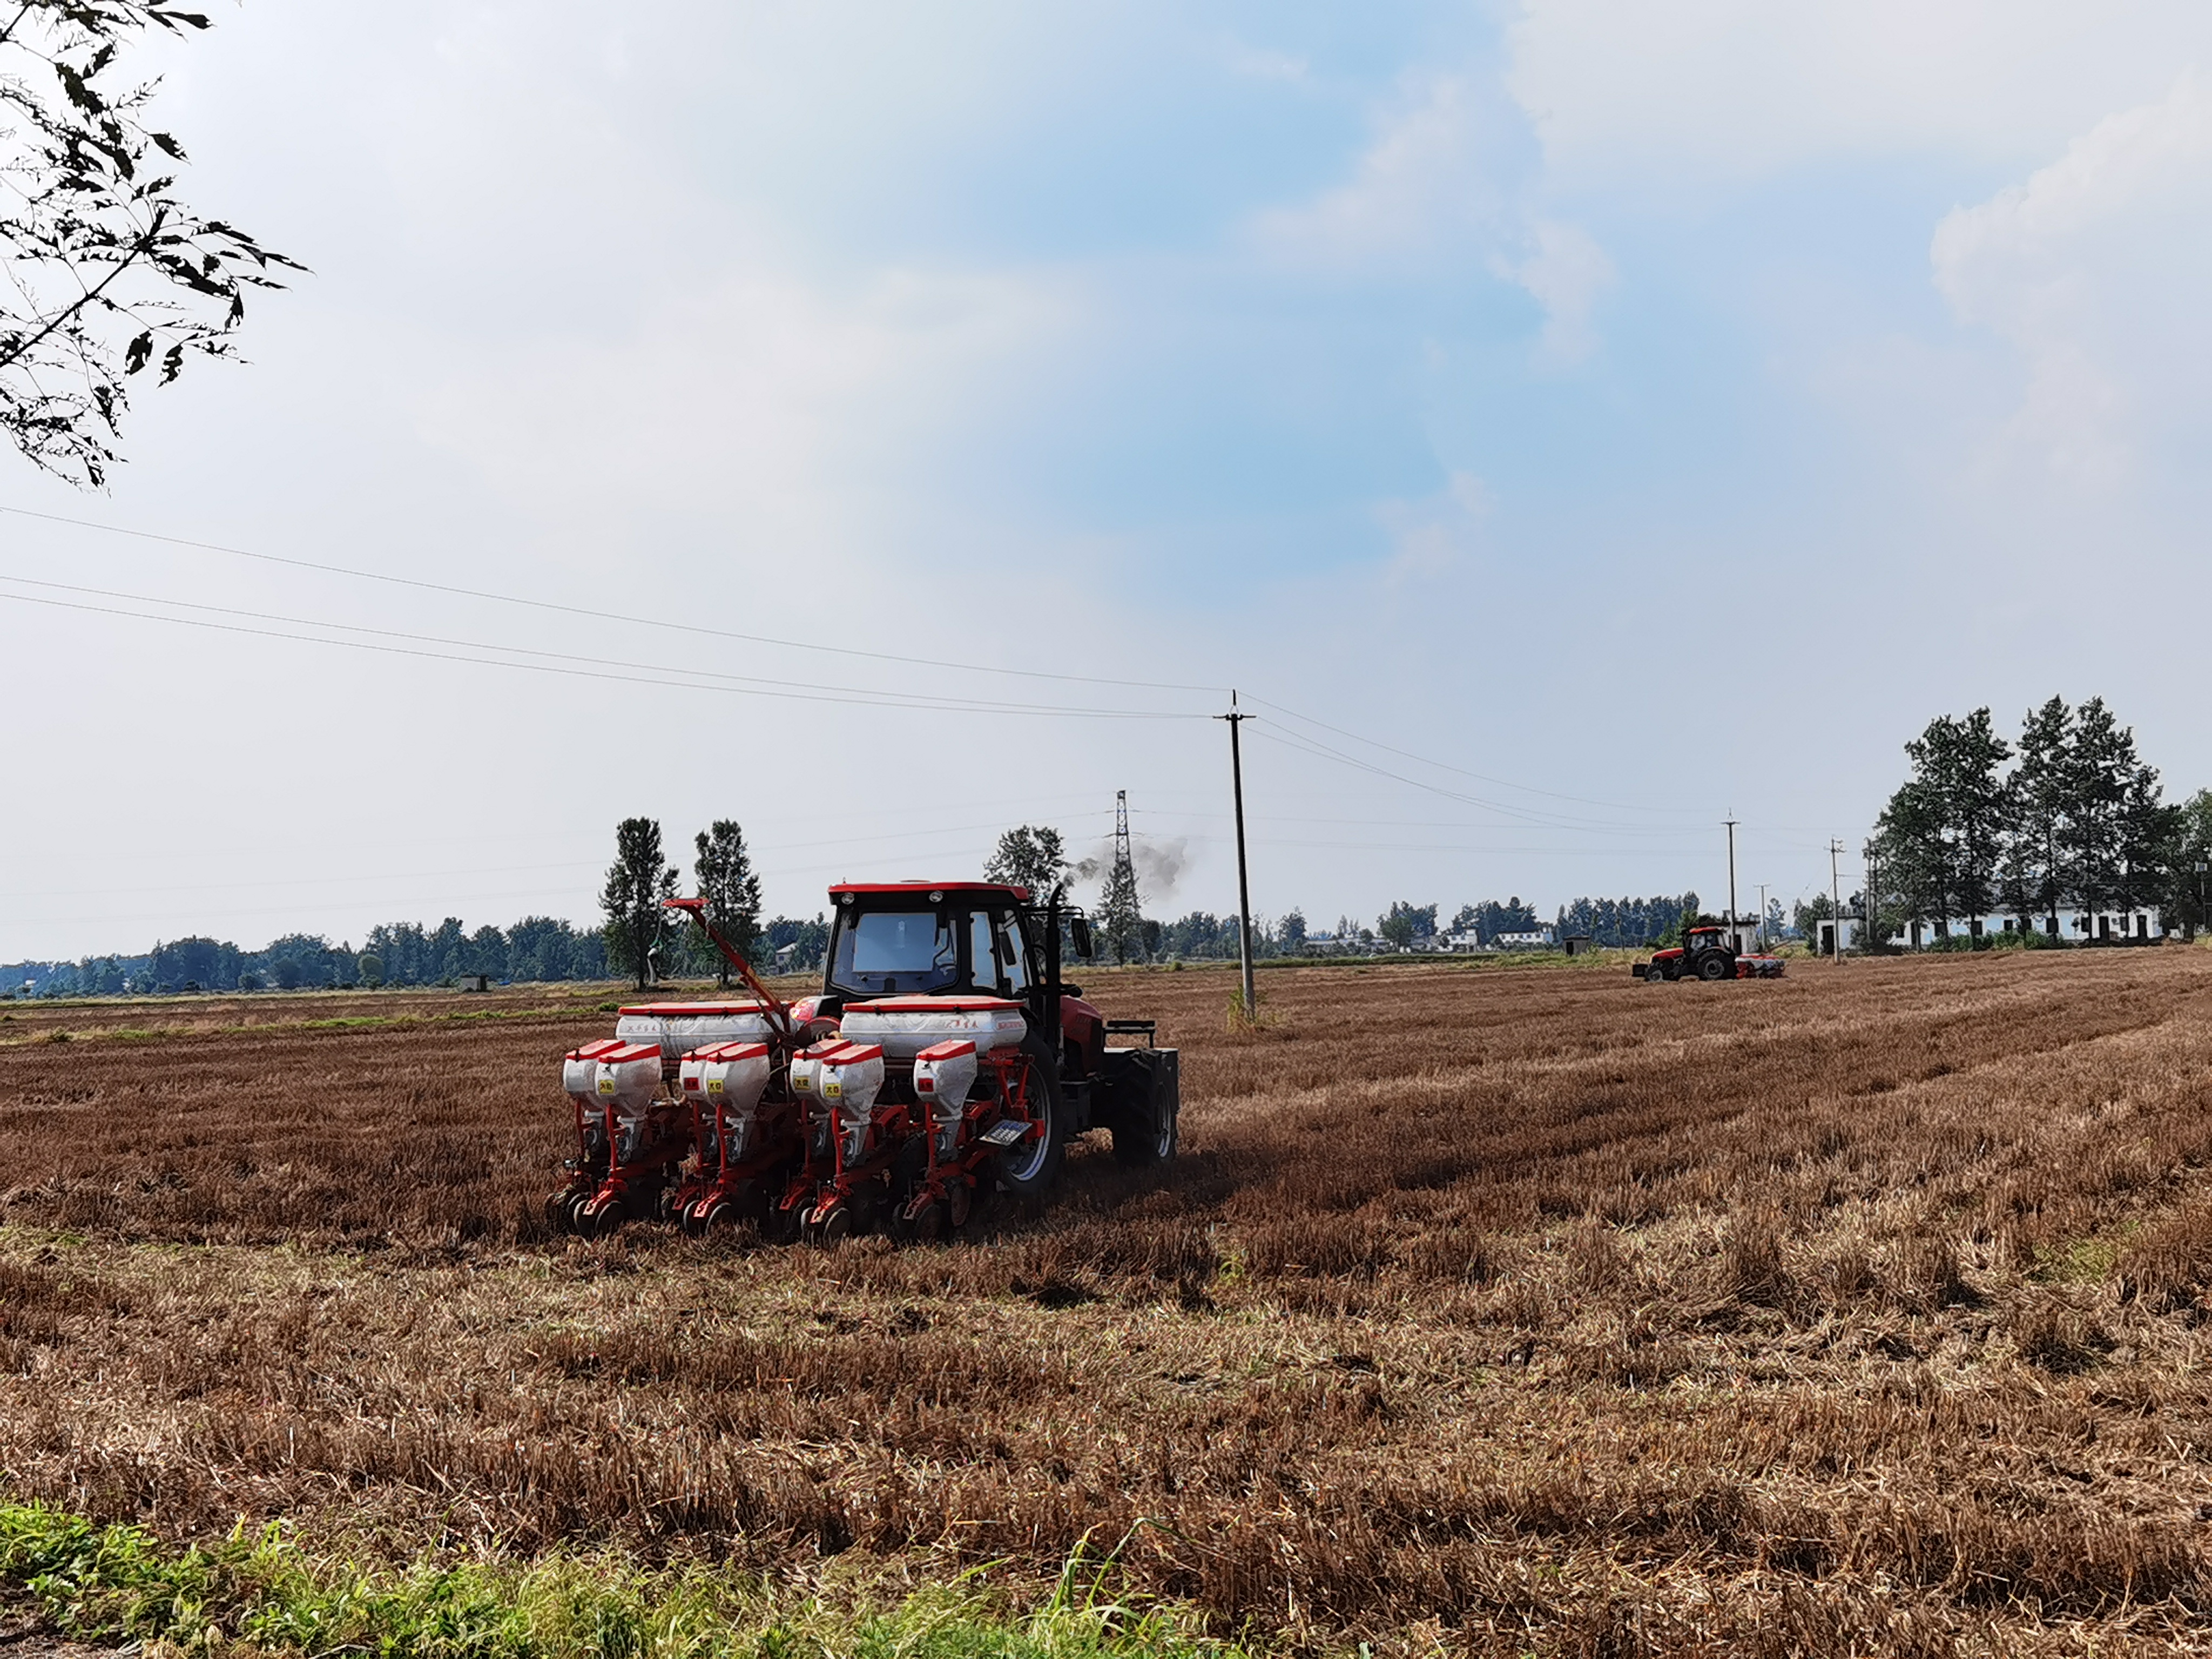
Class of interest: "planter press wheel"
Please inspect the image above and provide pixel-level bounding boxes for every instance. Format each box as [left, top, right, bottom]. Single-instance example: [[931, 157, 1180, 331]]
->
[[545, 1190, 582, 1235], [810, 1202, 854, 1246], [993, 1030, 1067, 1197], [577, 1195, 624, 1238], [763, 1195, 806, 1245], [891, 1191, 945, 1246]]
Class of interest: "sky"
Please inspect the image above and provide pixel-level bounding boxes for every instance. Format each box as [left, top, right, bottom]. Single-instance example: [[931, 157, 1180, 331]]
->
[[5, 0, 2212, 961]]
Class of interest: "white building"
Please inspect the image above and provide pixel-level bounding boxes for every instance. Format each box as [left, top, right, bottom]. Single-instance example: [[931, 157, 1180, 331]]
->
[[1493, 924, 1557, 950], [1879, 906, 2164, 948]]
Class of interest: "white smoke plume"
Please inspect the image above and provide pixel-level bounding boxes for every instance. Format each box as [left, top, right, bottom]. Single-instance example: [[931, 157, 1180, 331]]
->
[[1074, 834, 1190, 905]]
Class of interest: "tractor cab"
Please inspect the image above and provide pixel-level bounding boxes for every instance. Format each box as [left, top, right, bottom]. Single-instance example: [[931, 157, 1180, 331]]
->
[[820, 882, 1037, 1006]]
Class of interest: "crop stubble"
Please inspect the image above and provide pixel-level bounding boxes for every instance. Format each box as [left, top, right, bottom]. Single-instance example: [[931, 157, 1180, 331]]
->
[[5, 952, 2212, 1654]]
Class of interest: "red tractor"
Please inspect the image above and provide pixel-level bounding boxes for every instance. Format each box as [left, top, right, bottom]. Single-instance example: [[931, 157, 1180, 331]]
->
[[1633, 926, 1785, 983], [548, 880, 1179, 1243]]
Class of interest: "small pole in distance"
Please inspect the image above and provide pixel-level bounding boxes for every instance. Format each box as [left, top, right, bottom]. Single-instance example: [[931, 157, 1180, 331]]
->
[[1725, 814, 1739, 939], [1220, 691, 1257, 1024], [1830, 839, 1845, 961]]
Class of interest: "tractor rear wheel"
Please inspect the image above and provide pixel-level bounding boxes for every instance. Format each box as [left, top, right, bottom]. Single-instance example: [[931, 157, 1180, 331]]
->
[[995, 1030, 1066, 1197], [1698, 953, 1731, 981], [1111, 1071, 1177, 1166]]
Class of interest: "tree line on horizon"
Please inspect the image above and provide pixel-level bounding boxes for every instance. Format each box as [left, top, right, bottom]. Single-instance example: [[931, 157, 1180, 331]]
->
[[61, 739, 2191, 1002], [1862, 695, 2212, 940]]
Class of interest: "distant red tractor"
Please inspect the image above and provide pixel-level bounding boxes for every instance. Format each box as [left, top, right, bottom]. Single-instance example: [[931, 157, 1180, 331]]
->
[[1633, 926, 1785, 983]]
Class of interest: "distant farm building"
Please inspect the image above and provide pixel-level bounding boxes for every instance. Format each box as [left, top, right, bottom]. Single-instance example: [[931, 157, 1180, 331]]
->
[[1881, 907, 2164, 948], [1820, 907, 2166, 954], [1493, 925, 1557, 950]]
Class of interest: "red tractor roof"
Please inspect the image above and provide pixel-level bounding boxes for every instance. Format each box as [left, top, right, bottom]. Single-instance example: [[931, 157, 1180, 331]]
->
[[828, 880, 1033, 902]]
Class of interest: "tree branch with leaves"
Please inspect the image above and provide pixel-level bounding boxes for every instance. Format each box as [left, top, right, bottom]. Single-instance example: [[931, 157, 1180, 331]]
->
[[1, 0, 300, 485]]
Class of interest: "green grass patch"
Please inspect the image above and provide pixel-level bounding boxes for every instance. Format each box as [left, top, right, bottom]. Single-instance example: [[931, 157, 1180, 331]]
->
[[2028, 1234, 2125, 1285], [0, 1502, 1239, 1659]]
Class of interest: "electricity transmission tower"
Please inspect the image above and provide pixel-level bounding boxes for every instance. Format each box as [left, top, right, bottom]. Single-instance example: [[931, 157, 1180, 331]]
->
[[1100, 790, 1144, 964]]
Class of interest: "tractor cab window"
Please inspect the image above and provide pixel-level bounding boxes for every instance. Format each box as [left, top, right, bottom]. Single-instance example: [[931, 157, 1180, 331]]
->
[[829, 909, 957, 998], [998, 913, 1031, 993], [968, 911, 1001, 992]]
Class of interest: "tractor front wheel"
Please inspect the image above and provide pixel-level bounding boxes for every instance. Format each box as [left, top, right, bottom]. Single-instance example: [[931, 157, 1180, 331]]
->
[[995, 1030, 1067, 1197]]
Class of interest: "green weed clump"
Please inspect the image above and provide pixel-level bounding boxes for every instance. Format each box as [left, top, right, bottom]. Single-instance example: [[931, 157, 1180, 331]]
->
[[0, 1502, 1231, 1659]]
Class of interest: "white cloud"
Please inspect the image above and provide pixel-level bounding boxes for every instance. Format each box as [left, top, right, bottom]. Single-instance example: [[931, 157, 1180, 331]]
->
[[1247, 72, 1613, 361], [1223, 40, 1309, 84], [1495, 220, 1614, 363], [415, 259, 1070, 558], [1931, 71, 2212, 484], [1247, 74, 1507, 269], [1508, 0, 2212, 189], [1375, 469, 1494, 587]]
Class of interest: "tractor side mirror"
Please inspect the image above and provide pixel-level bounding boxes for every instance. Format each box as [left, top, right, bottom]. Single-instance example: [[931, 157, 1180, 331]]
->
[[1069, 915, 1095, 959]]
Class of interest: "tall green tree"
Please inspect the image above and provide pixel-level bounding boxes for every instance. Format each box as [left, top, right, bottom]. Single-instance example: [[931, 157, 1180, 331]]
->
[[1097, 853, 1144, 965], [692, 820, 763, 987], [2064, 697, 2129, 919], [1377, 901, 1438, 948], [1, 2, 300, 485], [1873, 708, 2012, 934], [2168, 789, 2212, 939], [2062, 697, 2170, 925], [601, 818, 677, 989], [984, 825, 1070, 899], [2008, 696, 2075, 932]]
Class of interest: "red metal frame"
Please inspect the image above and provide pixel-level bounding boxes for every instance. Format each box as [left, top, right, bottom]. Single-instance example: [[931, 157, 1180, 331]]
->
[[568, 1047, 693, 1230], [895, 1046, 1042, 1233], [801, 1045, 912, 1232], [669, 1090, 805, 1232]]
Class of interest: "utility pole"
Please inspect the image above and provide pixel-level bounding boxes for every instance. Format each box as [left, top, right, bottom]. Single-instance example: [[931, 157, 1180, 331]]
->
[[1219, 691, 1257, 1023], [1724, 815, 1739, 936], [1830, 840, 1845, 962], [1863, 839, 1879, 952], [1756, 882, 1769, 950]]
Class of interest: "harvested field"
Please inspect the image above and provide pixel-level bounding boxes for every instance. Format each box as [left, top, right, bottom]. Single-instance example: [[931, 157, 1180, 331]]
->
[[6, 949, 2212, 1654]]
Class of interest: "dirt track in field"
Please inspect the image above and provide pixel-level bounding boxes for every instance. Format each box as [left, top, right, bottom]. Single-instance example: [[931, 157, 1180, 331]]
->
[[7, 950, 2212, 1654]]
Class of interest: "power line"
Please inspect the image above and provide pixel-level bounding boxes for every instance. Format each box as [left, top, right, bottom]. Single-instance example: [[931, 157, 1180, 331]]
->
[[0, 587, 1201, 720], [0, 812, 1120, 902], [0, 502, 1225, 696], [6, 505, 1743, 830], [1247, 723, 1691, 833], [1244, 692, 1704, 818]]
